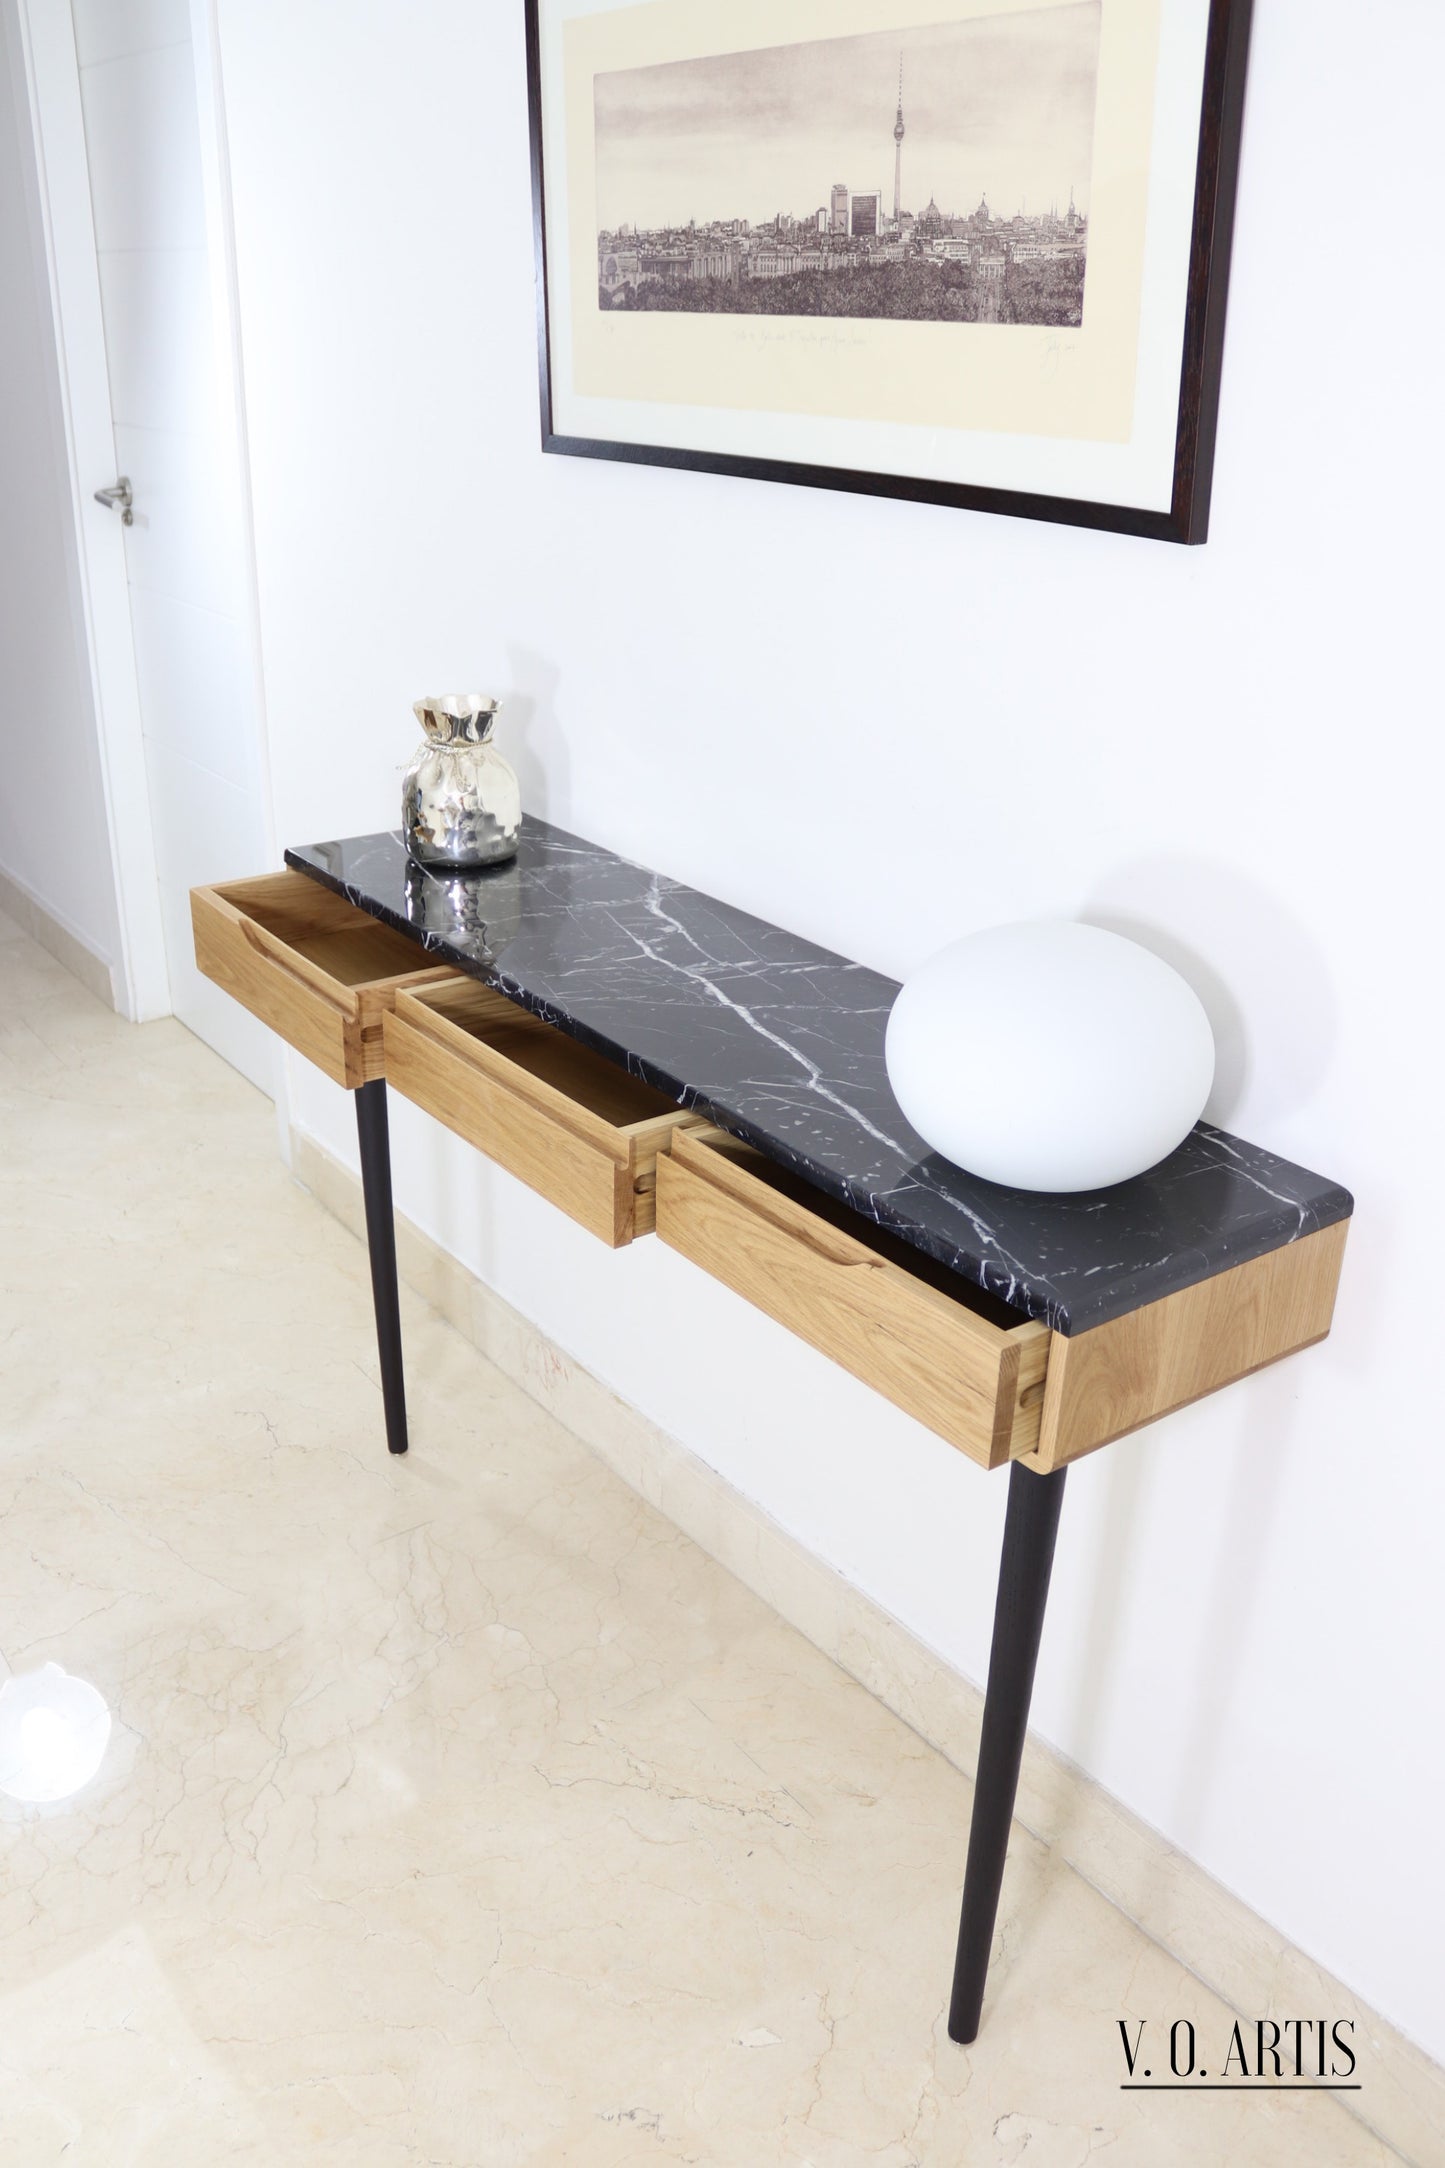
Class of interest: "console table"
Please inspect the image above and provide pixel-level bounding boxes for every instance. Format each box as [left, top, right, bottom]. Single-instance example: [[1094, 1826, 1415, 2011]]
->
[[190, 819, 1352, 2043]]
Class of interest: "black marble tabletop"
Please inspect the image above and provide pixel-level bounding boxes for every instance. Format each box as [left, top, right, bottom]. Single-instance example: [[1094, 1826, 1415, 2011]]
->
[[287, 822, 1352, 1337]]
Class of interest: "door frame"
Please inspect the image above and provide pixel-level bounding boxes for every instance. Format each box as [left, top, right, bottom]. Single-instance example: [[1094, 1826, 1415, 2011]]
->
[[10, 0, 168, 1020], [12, 0, 278, 1042]]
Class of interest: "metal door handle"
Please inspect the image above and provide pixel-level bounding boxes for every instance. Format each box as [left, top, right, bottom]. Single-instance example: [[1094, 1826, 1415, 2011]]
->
[[94, 477, 134, 525]]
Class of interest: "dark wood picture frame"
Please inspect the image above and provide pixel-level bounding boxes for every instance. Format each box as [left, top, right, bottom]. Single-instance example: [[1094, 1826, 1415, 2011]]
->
[[526, 0, 1253, 545]]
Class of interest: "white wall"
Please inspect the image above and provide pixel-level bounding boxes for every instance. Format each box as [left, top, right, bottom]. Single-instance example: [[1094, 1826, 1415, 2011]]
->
[[214, 0, 1445, 2063], [0, 0, 121, 974]]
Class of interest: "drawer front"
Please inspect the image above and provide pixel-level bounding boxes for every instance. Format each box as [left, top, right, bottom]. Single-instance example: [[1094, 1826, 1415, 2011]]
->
[[383, 983, 703, 1247], [656, 1130, 1050, 1469], [191, 874, 454, 1089]]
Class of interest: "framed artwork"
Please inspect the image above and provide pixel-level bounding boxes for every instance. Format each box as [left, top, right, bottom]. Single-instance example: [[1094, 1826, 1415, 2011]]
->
[[526, 0, 1252, 543]]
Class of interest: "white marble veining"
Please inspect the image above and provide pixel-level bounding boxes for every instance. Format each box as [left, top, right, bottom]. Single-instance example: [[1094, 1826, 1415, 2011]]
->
[[0, 909, 1397, 2166]]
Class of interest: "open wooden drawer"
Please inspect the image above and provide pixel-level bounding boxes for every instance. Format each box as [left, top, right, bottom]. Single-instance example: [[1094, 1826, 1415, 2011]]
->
[[656, 1127, 1052, 1469], [382, 979, 707, 1247], [191, 872, 457, 1089]]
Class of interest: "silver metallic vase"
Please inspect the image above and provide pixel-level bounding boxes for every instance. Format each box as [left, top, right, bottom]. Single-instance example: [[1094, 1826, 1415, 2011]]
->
[[402, 695, 521, 868]]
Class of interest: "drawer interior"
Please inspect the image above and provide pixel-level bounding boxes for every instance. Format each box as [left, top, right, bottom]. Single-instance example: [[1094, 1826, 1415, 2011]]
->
[[690, 1130, 1028, 1331], [218, 877, 428, 986], [409, 981, 684, 1133], [386, 978, 702, 1245]]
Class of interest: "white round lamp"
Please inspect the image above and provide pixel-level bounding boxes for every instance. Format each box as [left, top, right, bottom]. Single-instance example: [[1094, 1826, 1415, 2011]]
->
[[885, 922, 1215, 1192], [0, 1662, 111, 1805]]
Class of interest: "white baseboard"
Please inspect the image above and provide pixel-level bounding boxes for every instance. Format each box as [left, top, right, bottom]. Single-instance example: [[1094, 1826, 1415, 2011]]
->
[[0, 864, 116, 1008], [294, 1123, 1441, 2168]]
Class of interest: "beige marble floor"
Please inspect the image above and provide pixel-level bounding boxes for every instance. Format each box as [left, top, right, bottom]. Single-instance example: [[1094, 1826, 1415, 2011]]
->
[[0, 910, 1403, 2168]]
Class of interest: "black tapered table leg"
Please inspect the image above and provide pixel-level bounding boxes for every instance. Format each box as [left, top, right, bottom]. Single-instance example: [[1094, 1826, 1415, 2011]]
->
[[354, 1079, 408, 1456], [948, 1460, 1068, 2043]]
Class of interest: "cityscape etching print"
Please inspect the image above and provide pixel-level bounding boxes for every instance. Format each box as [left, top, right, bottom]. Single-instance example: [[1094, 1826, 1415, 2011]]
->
[[594, 7, 1100, 330], [531, 0, 1249, 541]]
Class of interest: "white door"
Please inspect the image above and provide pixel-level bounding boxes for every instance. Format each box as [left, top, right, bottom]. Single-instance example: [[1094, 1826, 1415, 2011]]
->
[[67, 0, 273, 1089]]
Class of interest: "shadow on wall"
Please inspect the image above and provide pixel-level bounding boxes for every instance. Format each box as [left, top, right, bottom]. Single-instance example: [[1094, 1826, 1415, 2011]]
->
[[1054, 1378, 1305, 1861], [1163, 1364, 1305, 1844], [1080, 855, 1340, 1131], [1057, 856, 1340, 1842], [501, 646, 567, 826]]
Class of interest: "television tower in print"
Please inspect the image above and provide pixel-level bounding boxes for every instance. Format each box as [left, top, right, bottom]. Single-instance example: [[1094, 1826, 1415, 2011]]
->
[[893, 55, 905, 222]]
